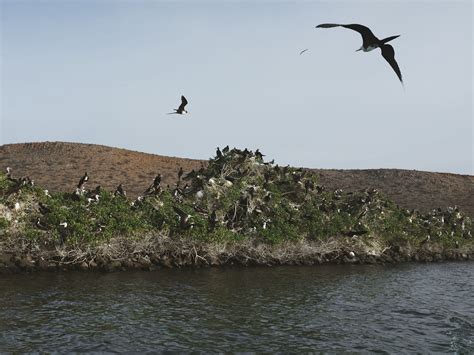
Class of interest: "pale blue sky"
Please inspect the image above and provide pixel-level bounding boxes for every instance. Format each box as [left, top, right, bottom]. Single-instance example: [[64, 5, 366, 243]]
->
[[1, 0, 472, 174]]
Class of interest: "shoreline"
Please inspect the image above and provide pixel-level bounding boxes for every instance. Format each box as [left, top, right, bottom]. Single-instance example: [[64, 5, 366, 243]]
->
[[1, 235, 472, 273]]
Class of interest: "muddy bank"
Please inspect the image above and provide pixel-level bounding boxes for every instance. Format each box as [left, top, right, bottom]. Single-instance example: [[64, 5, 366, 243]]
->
[[0, 236, 472, 273]]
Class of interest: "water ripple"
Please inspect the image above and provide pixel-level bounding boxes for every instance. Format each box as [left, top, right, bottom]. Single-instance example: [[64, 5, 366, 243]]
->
[[0, 262, 473, 352]]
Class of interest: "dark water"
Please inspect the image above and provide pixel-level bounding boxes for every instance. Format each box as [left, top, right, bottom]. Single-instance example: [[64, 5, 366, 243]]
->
[[0, 263, 473, 352]]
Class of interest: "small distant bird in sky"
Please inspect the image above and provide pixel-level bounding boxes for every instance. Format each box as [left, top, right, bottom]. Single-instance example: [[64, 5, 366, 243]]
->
[[168, 95, 189, 115], [316, 23, 403, 84], [299, 49, 309, 55]]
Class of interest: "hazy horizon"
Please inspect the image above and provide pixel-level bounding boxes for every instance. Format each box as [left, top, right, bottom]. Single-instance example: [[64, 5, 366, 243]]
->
[[1, 0, 472, 174]]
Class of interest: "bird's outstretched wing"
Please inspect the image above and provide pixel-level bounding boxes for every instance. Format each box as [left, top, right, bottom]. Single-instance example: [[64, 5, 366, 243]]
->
[[380, 44, 403, 83], [316, 23, 379, 43], [178, 95, 188, 111], [299, 48, 309, 55]]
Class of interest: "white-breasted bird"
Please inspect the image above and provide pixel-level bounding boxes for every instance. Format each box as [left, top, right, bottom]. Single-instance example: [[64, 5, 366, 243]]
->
[[168, 96, 189, 115]]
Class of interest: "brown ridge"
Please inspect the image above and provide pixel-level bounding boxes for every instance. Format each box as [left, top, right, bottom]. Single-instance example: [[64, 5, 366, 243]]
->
[[1, 141, 473, 217]]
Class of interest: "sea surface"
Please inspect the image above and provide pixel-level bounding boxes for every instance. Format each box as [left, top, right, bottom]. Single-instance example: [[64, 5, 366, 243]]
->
[[0, 262, 473, 352]]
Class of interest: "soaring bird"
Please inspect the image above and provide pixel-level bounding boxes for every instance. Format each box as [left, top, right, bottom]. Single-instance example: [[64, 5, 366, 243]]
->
[[168, 95, 189, 115], [299, 48, 309, 55], [316, 23, 403, 84]]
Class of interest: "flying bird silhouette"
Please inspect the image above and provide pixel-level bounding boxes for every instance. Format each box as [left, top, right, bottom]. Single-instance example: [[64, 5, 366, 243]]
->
[[316, 23, 403, 84], [299, 48, 309, 55], [168, 95, 189, 115]]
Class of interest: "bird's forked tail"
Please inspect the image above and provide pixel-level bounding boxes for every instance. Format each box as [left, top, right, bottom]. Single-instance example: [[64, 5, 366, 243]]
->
[[380, 35, 400, 45]]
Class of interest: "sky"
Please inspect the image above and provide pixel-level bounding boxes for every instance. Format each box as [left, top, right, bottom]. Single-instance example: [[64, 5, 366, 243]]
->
[[0, 0, 472, 174]]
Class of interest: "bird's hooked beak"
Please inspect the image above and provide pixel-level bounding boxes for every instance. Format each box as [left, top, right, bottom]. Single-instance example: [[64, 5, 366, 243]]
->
[[356, 47, 363, 52]]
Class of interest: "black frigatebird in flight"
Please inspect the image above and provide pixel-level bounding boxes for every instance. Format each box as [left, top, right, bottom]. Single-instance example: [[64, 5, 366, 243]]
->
[[316, 23, 403, 84], [168, 95, 189, 115]]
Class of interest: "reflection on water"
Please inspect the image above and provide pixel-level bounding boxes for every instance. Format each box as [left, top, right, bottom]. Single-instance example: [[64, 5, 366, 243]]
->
[[0, 263, 473, 352]]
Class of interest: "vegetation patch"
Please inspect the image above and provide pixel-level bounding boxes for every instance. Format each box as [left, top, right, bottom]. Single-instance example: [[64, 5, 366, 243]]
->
[[0, 147, 472, 271]]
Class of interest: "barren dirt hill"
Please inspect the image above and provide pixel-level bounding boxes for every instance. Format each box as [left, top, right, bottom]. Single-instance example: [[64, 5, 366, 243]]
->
[[1, 142, 473, 217], [0, 142, 203, 196]]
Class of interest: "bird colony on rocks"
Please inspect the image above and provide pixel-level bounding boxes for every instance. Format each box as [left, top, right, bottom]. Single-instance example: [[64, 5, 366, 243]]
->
[[0, 148, 471, 252]]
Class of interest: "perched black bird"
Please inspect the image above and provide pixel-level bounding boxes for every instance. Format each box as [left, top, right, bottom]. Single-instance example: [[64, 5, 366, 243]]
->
[[208, 210, 218, 230], [263, 191, 272, 202], [192, 203, 208, 214], [316, 23, 403, 84], [38, 202, 51, 215], [248, 186, 257, 198], [77, 172, 89, 189], [224, 175, 237, 183], [316, 185, 325, 194], [184, 170, 196, 181], [173, 206, 194, 229], [145, 174, 162, 195], [114, 184, 126, 197], [420, 235, 431, 246], [90, 185, 102, 195], [222, 145, 230, 154], [255, 149, 265, 160], [153, 174, 162, 187], [264, 171, 272, 183], [292, 172, 302, 184], [35, 217, 49, 230], [131, 196, 144, 208], [216, 147, 222, 159], [173, 187, 183, 199], [168, 95, 189, 115], [17, 176, 34, 187], [85, 186, 101, 201], [178, 167, 184, 180], [58, 222, 68, 245]]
